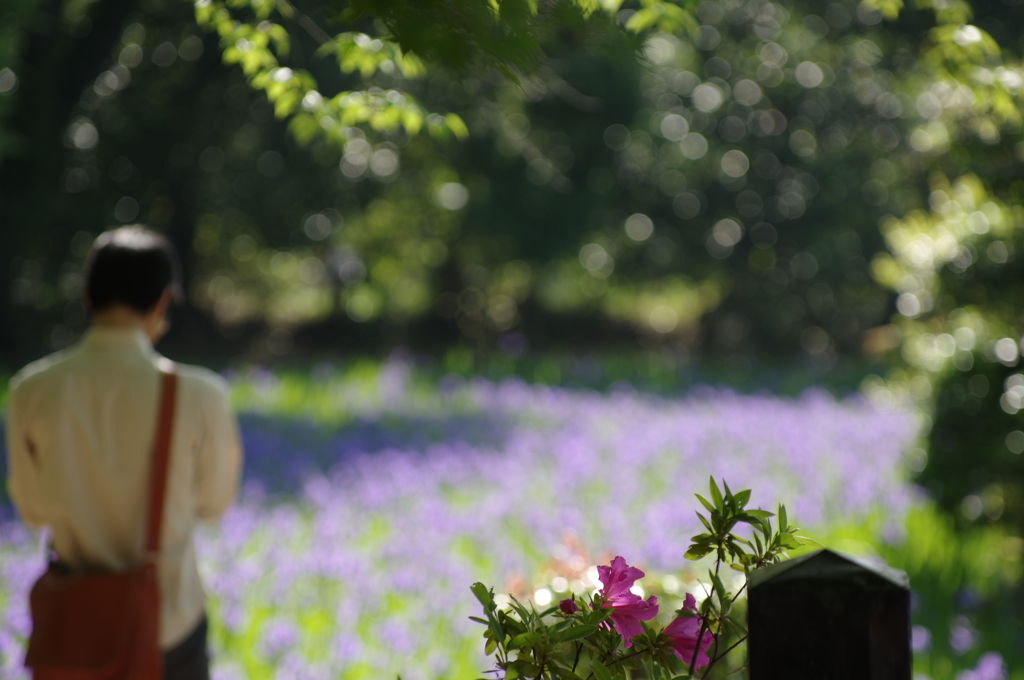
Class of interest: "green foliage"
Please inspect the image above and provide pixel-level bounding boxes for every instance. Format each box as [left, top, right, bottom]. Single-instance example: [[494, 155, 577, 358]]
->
[[624, 0, 697, 35], [343, 0, 543, 75], [4, 0, 1024, 563], [472, 478, 810, 680], [193, 0, 466, 147], [684, 480, 804, 571], [864, 0, 904, 21]]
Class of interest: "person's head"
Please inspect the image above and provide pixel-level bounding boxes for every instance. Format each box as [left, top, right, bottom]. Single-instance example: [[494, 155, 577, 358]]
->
[[83, 226, 183, 339]]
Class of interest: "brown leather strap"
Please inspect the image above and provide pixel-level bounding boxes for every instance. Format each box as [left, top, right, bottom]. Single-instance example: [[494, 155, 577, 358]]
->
[[145, 368, 177, 556]]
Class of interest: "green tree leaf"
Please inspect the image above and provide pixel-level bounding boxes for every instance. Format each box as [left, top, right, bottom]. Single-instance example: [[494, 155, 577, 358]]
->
[[708, 477, 723, 510], [559, 623, 600, 642]]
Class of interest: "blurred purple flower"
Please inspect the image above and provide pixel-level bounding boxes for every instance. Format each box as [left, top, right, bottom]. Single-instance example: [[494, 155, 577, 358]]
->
[[912, 625, 932, 653], [559, 598, 579, 614], [949, 616, 977, 655], [0, 366, 921, 679], [956, 652, 1007, 680], [259, 618, 298, 657], [664, 594, 713, 669]]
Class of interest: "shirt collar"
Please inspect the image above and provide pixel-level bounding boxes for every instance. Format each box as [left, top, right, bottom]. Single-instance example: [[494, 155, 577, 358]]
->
[[82, 325, 153, 354]]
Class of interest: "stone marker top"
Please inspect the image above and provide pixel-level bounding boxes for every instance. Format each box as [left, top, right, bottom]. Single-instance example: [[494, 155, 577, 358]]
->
[[748, 549, 910, 591]]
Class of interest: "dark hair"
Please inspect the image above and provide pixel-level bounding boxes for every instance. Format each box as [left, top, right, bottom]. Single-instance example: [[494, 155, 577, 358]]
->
[[84, 226, 183, 313]]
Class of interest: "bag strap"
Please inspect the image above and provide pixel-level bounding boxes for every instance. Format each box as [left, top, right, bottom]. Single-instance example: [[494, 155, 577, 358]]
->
[[145, 367, 177, 558]]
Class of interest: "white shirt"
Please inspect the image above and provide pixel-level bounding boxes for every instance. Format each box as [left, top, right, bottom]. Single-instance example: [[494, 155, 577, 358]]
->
[[5, 326, 242, 648]]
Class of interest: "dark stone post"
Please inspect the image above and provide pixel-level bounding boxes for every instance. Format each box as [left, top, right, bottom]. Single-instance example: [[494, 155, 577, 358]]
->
[[748, 549, 911, 680]]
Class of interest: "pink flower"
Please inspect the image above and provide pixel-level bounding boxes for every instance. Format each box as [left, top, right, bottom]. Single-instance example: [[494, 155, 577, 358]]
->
[[605, 594, 660, 646], [663, 594, 713, 669], [597, 556, 646, 603], [597, 556, 659, 647], [559, 598, 579, 614]]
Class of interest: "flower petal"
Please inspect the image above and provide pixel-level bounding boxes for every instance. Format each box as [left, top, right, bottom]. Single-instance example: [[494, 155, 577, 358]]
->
[[598, 556, 647, 604], [606, 594, 659, 648], [665, 613, 714, 668]]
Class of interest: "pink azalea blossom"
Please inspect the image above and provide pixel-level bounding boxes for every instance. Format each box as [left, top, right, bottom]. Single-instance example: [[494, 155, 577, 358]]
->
[[597, 556, 659, 647], [663, 594, 714, 669], [597, 556, 647, 604], [559, 598, 579, 615]]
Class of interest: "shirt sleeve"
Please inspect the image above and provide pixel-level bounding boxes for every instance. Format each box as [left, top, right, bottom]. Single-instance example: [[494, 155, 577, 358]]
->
[[5, 379, 49, 528], [193, 378, 243, 522]]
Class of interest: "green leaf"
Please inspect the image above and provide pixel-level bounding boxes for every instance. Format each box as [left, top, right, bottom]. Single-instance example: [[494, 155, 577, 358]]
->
[[507, 595, 531, 620], [487, 618, 505, 645], [865, 0, 904, 20], [695, 494, 715, 513], [471, 583, 494, 608], [502, 617, 526, 637], [710, 571, 728, 610], [469, 616, 489, 625], [538, 604, 560, 618], [552, 620, 574, 636], [684, 545, 714, 560], [486, 609, 506, 642], [624, 4, 666, 32], [708, 477, 723, 510], [779, 504, 788, 529], [732, 535, 753, 548], [559, 623, 599, 642], [508, 632, 538, 649], [590, 661, 613, 680], [512, 661, 541, 676], [734, 489, 751, 507], [445, 112, 469, 139], [484, 637, 498, 655], [780, 534, 802, 549], [552, 666, 586, 680], [571, 0, 602, 18]]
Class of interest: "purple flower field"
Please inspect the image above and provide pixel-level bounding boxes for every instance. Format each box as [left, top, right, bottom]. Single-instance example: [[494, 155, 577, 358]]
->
[[0, 364, 919, 679]]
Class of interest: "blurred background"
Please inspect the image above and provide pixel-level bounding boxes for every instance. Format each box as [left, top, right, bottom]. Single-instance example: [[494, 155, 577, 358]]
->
[[2, 0, 1024, 678]]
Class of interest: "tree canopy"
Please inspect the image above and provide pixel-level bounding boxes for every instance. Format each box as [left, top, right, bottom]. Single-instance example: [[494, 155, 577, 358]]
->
[[3, 0, 1024, 525]]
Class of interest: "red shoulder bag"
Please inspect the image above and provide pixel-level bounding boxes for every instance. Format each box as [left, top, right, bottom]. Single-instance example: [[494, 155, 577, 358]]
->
[[24, 368, 177, 680]]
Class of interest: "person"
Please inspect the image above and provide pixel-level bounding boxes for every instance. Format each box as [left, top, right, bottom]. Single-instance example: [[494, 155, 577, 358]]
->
[[5, 226, 243, 680]]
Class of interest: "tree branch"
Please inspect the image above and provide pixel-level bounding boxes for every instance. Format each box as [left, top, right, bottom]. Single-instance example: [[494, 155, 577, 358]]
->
[[701, 636, 747, 677]]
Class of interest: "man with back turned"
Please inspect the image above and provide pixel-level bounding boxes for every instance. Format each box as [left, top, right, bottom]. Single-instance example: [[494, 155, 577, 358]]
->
[[5, 226, 243, 679]]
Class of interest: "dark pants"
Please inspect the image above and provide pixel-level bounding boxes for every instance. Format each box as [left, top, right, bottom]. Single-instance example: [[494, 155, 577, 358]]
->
[[163, 615, 210, 680]]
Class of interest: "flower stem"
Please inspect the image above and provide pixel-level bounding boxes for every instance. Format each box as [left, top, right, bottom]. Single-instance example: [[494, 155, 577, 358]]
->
[[701, 636, 747, 677], [606, 648, 649, 667], [690, 545, 722, 675]]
